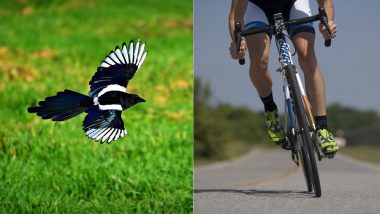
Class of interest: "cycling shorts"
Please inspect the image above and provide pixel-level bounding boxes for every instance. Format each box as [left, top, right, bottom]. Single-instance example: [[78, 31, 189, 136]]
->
[[244, 0, 315, 38]]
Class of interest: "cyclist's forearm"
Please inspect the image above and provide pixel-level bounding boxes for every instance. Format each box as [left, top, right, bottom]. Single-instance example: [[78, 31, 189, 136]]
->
[[229, 0, 247, 41], [229, 10, 236, 41], [316, 0, 334, 20]]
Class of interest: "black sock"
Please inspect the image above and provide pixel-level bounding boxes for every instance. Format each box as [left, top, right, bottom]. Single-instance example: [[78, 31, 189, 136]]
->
[[260, 93, 277, 112], [315, 115, 328, 130]]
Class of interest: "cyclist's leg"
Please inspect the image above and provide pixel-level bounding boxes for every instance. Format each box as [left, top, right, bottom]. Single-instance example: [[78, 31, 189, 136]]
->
[[246, 34, 272, 97], [287, 0, 325, 116], [293, 32, 338, 154], [289, 0, 338, 154], [244, 2, 272, 98], [246, 33, 287, 143], [292, 32, 326, 117], [244, 2, 285, 144]]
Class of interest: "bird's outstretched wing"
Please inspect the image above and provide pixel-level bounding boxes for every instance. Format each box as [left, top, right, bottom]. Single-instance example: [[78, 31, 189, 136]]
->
[[83, 106, 127, 143], [88, 40, 147, 97]]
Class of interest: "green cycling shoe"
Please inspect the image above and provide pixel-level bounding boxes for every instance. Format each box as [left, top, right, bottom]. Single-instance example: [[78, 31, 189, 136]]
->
[[265, 110, 286, 145], [316, 129, 339, 155]]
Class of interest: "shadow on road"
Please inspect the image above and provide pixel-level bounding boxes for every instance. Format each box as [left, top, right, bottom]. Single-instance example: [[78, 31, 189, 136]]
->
[[194, 189, 315, 198]]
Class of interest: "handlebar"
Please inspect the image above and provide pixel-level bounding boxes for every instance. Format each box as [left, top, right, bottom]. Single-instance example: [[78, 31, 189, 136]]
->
[[234, 7, 333, 65], [318, 7, 332, 47], [234, 22, 245, 65]]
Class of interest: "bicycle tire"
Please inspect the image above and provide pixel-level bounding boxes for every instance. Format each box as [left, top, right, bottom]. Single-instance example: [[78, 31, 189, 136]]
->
[[290, 100, 313, 192], [288, 124, 312, 192], [299, 136, 313, 192], [286, 65, 321, 197]]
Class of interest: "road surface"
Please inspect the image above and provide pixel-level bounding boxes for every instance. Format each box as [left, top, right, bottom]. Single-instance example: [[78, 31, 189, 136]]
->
[[195, 148, 380, 214]]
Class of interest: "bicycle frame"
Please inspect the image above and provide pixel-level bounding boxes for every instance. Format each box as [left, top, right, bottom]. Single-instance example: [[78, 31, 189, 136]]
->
[[237, 8, 332, 140], [272, 13, 316, 142]]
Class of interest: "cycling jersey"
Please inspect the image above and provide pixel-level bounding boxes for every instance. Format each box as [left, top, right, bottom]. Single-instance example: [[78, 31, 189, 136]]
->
[[245, 0, 315, 38]]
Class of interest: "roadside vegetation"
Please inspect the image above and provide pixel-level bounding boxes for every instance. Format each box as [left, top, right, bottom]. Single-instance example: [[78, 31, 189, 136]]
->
[[195, 77, 380, 165], [341, 145, 380, 165]]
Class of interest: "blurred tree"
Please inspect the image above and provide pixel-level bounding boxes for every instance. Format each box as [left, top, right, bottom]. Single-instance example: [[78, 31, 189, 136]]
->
[[327, 103, 380, 145], [194, 77, 231, 159], [194, 77, 267, 160], [327, 103, 380, 133]]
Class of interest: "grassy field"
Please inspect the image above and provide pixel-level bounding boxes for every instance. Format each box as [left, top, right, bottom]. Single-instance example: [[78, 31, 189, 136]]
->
[[0, 0, 193, 213]]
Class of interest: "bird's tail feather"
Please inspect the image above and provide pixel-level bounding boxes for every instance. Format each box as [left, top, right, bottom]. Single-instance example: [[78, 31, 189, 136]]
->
[[28, 89, 92, 121]]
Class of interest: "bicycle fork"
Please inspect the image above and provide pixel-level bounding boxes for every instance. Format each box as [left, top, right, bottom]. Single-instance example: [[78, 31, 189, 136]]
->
[[283, 75, 300, 165]]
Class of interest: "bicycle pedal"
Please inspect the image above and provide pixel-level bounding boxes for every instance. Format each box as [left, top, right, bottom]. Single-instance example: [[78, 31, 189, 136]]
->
[[291, 152, 299, 166], [281, 142, 291, 150], [275, 139, 291, 150]]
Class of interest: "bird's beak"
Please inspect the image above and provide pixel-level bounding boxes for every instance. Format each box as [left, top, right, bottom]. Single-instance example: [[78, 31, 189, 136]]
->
[[139, 98, 146, 103]]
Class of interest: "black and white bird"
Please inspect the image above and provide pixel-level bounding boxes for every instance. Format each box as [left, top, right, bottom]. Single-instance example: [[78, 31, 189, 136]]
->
[[28, 40, 148, 143]]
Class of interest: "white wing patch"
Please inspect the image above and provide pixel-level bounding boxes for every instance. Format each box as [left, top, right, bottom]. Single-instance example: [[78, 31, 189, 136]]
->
[[102, 128, 115, 142], [115, 48, 125, 63], [95, 128, 110, 141], [97, 84, 126, 97], [99, 39, 148, 72], [100, 62, 110, 68], [104, 57, 115, 65], [85, 127, 128, 143], [98, 104, 123, 111], [136, 43, 145, 65], [95, 84, 125, 111], [137, 52, 147, 69], [133, 41, 140, 64], [109, 52, 121, 64], [122, 44, 130, 64]]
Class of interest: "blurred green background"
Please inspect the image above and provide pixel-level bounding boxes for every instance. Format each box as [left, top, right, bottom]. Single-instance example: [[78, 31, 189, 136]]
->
[[0, 0, 192, 213], [195, 77, 380, 164]]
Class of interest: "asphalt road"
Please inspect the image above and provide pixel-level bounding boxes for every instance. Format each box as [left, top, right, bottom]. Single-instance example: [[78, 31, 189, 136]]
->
[[194, 148, 380, 214]]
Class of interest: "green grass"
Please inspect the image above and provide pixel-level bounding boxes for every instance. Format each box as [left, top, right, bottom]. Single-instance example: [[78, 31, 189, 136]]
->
[[341, 145, 380, 165], [0, 0, 193, 213]]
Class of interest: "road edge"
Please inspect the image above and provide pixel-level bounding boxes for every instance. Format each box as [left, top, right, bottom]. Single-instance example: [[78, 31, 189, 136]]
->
[[336, 153, 380, 172], [195, 149, 262, 172]]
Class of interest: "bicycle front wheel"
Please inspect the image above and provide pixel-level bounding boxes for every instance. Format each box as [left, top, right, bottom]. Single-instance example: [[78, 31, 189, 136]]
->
[[286, 65, 321, 197], [299, 136, 313, 192]]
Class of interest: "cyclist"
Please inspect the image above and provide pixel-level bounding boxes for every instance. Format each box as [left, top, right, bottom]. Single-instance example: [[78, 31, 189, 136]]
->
[[228, 0, 339, 155]]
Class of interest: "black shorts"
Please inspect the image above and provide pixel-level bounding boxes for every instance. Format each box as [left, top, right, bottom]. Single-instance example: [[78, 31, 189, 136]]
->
[[245, 0, 315, 38]]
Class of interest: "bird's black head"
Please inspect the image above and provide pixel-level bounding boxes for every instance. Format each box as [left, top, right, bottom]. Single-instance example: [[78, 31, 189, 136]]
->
[[128, 94, 146, 107]]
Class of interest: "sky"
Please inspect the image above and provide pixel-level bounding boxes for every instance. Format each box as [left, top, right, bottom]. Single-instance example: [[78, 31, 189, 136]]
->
[[194, 0, 380, 113]]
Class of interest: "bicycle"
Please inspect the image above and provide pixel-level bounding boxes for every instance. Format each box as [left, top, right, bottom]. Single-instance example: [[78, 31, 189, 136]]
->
[[234, 7, 334, 197]]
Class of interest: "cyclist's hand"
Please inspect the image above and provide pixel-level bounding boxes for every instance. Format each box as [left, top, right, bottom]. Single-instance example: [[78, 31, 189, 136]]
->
[[229, 37, 247, 60], [319, 20, 337, 40]]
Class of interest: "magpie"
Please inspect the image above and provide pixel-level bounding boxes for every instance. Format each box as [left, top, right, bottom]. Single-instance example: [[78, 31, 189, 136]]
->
[[28, 40, 148, 143]]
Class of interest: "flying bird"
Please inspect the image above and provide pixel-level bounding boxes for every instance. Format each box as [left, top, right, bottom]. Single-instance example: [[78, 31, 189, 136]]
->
[[28, 40, 148, 143]]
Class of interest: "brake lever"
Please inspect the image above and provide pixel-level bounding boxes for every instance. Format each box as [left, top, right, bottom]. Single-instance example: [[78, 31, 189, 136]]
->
[[234, 22, 245, 65], [318, 7, 332, 47]]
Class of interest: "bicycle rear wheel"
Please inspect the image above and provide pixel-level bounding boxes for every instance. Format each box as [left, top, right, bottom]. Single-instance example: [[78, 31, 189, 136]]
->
[[286, 65, 321, 197]]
